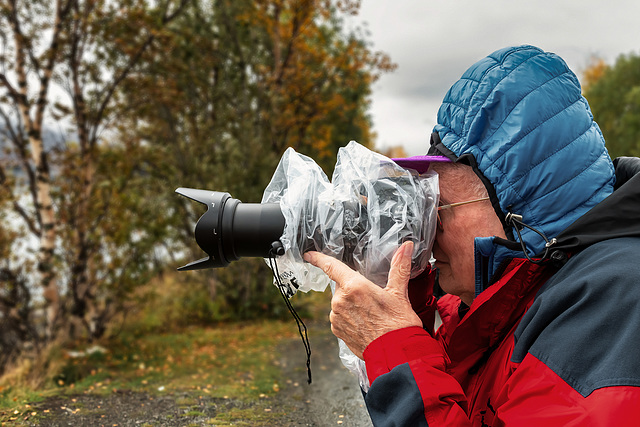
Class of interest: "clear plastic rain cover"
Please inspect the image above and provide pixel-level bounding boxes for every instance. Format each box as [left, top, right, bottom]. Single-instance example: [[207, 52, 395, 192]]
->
[[262, 141, 439, 390]]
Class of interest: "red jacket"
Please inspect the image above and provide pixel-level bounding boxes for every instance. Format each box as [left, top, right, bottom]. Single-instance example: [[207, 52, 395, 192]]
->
[[362, 239, 640, 426], [361, 46, 640, 426]]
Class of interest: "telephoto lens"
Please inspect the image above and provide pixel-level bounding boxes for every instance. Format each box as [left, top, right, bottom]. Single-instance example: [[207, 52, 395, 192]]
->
[[175, 188, 286, 270]]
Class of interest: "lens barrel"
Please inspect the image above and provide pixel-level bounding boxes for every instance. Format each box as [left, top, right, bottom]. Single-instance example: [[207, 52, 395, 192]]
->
[[175, 188, 285, 270]]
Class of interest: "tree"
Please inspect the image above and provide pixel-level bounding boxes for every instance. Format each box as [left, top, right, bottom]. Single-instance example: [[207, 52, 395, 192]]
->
[[583, 52, 640, 158], [115, 0, 395, 318], [0, 0, 189, 370]]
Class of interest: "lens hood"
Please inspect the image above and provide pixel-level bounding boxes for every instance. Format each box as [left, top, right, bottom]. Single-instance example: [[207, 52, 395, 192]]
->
[[175, 188, 285, 270]]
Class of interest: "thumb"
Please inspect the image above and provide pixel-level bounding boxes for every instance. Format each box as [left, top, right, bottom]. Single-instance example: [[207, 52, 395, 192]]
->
[[386, 241, 414, 295]]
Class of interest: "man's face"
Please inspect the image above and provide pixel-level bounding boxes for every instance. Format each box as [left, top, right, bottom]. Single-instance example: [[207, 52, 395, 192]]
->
[[431, 164, 506, 306]]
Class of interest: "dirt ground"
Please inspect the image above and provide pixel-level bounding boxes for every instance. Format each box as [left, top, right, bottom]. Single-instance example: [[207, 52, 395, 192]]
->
[[26, 324, 373, 426], [271, 328, 373, 427]]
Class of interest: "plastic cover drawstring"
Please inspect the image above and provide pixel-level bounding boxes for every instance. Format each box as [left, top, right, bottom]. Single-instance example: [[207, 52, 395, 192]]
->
[[268, 252, 312, 384]]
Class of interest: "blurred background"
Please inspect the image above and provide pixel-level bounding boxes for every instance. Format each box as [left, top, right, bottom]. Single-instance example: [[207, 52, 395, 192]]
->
[[348, 0, 640, 157], [0, 0, 638, 424]]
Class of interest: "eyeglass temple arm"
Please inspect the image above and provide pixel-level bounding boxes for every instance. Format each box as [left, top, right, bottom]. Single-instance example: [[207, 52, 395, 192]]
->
[[437, 196, 490, 211]]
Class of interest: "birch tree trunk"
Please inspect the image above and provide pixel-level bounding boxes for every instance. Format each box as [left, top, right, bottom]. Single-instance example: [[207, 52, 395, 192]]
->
[[0, 0, 73, 336]]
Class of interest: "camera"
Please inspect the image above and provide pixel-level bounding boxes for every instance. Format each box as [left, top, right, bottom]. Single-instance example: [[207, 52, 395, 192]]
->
[[176, 172, 425, 270], [176, 142, 439, 292]]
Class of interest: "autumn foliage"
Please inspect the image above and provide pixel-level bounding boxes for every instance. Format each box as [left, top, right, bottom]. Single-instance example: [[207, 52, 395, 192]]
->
[[115, 0, 396, 323], [0, 0, 394, 377], [583, 53, 640, 158]]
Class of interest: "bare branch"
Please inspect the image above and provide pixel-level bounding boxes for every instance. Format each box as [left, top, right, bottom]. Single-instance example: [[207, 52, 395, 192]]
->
[[275, 1, 311, 85], [88, 37, 154, 147], [0, 150, 38, 235], [0, 103, 22, 144], [0, 159, 7, 187], [6, 0, 34, 131], [0, 105, 42, 228], [89, 0, 191, 147], [34, 0, 75, 133], [162, 0, 191, 23], [11, 201, 40, 236], [0, 72, 20, 102], [68, 0, 89, 153]]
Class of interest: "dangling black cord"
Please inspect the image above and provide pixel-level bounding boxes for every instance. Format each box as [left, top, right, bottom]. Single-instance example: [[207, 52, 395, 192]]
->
[[268, 253, 312, 384], [506, 212, 552, 264]]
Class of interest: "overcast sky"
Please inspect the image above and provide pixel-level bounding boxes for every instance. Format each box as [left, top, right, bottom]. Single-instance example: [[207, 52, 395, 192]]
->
[[344, 1, 640, 156]]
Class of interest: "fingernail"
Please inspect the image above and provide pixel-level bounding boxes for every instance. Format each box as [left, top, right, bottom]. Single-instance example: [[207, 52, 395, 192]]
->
[[303, 252, 314, 262], [403, 241, 414, 257]]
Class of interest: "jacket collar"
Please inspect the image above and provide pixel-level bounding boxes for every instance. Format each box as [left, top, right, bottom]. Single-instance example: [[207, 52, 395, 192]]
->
[[473, 236, 522, 297], [446, 258, 556, 371]]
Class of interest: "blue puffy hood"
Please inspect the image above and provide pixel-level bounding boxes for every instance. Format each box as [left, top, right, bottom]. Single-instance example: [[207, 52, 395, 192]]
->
[[431, 45, 615, 292]]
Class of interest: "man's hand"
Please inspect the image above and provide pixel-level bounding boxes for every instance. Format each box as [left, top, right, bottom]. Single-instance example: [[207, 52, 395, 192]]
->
[[303, 241, 422, 359]]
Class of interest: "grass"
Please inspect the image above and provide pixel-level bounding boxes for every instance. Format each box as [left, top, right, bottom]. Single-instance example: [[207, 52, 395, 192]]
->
[[208, 406, 289, 426], [0, 272, 332, 425], [124, 322, 290, 393], [0, 318, 324, 425]]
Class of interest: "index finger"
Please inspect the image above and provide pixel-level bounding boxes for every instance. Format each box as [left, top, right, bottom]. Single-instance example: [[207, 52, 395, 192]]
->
[[303, 251, 361, 287]]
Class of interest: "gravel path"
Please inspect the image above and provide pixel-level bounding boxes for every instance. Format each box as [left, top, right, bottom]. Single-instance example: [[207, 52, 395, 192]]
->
[[274, 323, 373, 426], [26, 322, 373, 426]]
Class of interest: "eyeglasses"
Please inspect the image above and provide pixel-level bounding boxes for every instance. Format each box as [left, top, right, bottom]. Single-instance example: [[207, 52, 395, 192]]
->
[[436, 196, 490, 230]]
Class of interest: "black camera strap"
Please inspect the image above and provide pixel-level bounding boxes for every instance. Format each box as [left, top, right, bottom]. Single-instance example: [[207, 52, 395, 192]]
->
[[268, 254, 312, 384]]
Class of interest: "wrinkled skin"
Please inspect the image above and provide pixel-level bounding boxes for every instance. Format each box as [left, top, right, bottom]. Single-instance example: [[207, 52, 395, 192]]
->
[[304, 241, 421, 359], [431, 165, 504, 306]]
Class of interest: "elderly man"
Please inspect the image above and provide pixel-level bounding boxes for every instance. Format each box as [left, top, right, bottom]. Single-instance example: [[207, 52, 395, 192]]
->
[[305, 45, 640, 426]]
